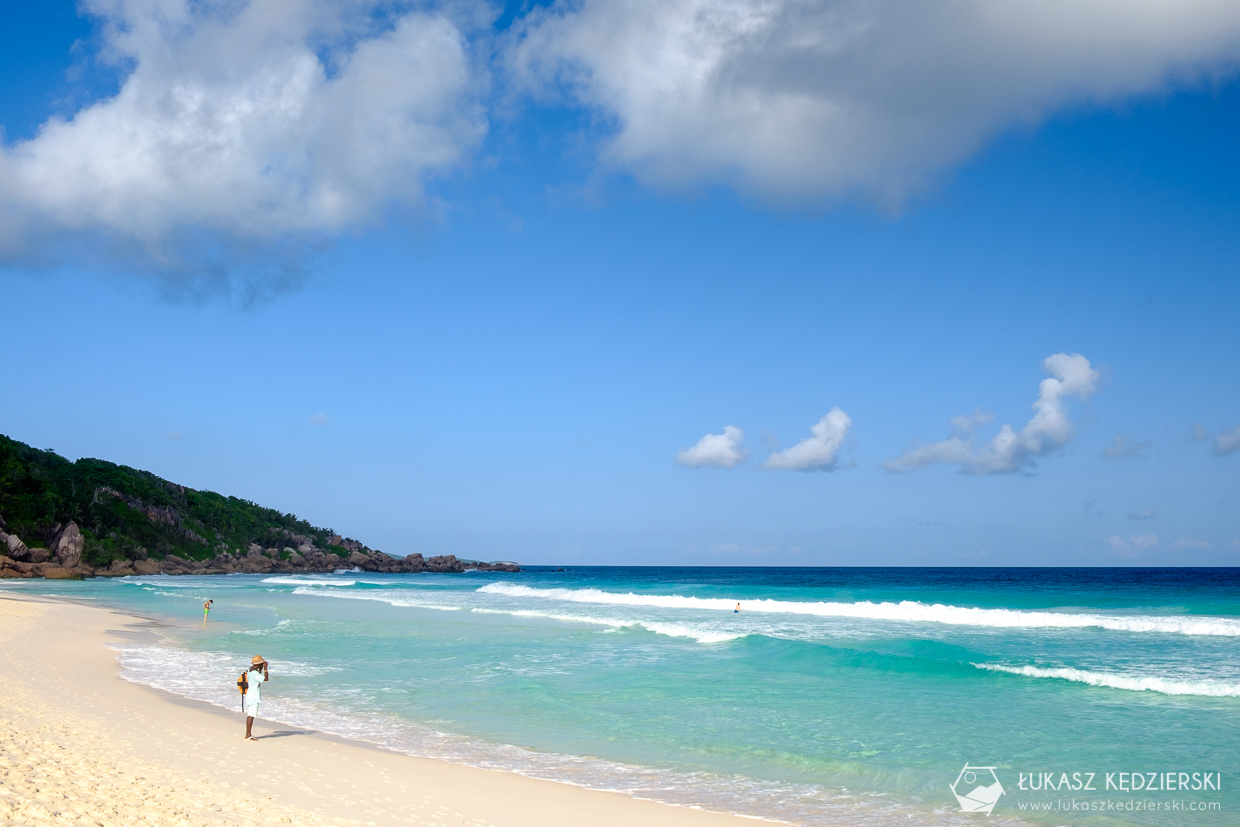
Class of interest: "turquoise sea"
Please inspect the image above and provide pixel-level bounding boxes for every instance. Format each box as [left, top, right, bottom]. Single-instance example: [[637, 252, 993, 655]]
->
[[5, 567, 1236, 826]]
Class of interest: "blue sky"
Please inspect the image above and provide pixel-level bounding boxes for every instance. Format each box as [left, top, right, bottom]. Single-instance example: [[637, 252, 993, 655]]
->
[[1, 1, 1238, 565]]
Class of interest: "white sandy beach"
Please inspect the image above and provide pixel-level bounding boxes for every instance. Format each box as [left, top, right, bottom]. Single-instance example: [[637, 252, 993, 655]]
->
[[0, 595, 771, 827]]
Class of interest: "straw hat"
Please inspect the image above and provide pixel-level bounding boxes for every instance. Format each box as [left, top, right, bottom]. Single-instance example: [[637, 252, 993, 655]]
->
[[252, 655, 266, 665]]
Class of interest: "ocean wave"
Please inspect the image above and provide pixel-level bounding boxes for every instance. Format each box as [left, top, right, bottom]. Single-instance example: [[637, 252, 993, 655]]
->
[[286, 588, 739, 643], [141, 587, 212, 599], [640, 621, 741, 644], [290, 586, 463, 612], [973, 663, 1240, 697], [228, 619, 297, 636], [476, 584, 1240, 637], [112, 644, 337, 682], [470, 608, 742, 644], [263, 576, 357, 586], [122, 576, 223, 588]]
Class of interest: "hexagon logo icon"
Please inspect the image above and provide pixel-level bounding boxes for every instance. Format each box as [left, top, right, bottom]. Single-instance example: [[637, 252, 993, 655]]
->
[[951, 764, 1005, 815]]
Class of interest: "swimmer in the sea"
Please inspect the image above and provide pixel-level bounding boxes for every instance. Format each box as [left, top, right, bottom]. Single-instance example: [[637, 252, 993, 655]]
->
[[734, 603, 740, 613]]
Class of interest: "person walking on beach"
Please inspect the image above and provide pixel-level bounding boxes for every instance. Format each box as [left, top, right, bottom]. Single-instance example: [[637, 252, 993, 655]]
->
[[203, 599, 213, 625], [244, 655, 269, 741]]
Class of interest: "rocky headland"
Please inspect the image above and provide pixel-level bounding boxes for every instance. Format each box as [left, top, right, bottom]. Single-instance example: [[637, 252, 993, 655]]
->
[[0, 434, 520, 580], [0, 520, 519, 579]]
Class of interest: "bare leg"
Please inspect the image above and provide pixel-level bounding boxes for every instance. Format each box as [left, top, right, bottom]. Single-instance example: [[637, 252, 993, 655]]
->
[[245, 715, 254, 739]]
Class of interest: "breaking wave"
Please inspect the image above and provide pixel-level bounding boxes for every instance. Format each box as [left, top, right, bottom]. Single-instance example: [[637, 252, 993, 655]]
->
[[973, 663, 1240, 697], [476, 584, 1240, 637], [470, 608, 742, 643], [290, 586, 463, 612]]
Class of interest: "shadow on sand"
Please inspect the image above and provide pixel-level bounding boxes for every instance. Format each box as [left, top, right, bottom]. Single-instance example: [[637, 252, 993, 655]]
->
[[258, 729, 315, 740]]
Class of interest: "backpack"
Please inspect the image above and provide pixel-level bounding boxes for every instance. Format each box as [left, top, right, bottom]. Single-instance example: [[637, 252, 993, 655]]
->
[[237, 671, 249, 695]]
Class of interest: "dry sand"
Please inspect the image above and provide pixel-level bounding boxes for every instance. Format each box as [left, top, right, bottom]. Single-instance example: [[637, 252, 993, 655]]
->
[[0, 595, 773, 827]]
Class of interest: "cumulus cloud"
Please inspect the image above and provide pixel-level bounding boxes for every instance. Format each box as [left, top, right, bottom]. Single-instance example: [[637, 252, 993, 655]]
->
[[1215, 425, 1240, 456], [1102, 435, 1150, 458], [1106, 533, 1159, 552], [0, 0, 485, 280], [1127, 507, 1158, 520], [676, 425, 748, 468], [885, 353, 1099, 475], [764, 407, 851, 471], [512, 0, 1240, 203], [1173, 537, 1212, 549]]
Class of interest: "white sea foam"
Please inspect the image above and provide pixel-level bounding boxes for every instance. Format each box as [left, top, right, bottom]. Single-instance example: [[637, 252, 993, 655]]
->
[[229, 619, 298, 636], [286, 587, 740, 643], [641, 621, 741, 644], [290, 586, 463, 612], [122, 576, 217, 588], [470, 608, 742, 644], [477, 584, 1240, 637], [263, 576, 357, 586], [973, 663, 1240, 697], [113, 645, 336, 685]]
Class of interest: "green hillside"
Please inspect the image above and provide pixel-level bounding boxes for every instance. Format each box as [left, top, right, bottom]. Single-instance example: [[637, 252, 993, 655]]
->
[[0, 433, 366, 568]]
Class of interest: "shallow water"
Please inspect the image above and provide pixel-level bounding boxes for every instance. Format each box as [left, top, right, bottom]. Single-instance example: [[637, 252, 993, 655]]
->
[[6, 566, 1236, 826]]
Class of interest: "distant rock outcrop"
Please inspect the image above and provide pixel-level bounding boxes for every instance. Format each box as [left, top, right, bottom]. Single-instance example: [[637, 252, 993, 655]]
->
[[0, 544, 519, 579]]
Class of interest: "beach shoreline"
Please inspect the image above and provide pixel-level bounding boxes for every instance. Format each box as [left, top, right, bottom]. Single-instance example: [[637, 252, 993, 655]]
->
[[0, 593, 778, 827]]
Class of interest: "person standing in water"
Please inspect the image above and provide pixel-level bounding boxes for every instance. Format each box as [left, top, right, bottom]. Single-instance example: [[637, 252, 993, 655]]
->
[[244, 655, 269, 741], [735, 603, 741, 613], [203, 599, 213, 624]]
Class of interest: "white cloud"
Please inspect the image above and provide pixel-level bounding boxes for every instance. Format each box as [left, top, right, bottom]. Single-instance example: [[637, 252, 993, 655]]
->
[[1191, 423, 1210, 441], [512, 0, 1240, 203], [676, 425, 748, 468], [764, 407, 851, 471], [1102, 435, 1150, 458], [949, 409, 994, 437], [1215, 425, 1240, 456], [1127, 507, 1158, 520], [1172, 537, 1212, 549], [308, 412, 331, 426], [0, 0, 485, 272], [885, 353, 1099, 475], [1106, 533, 1160, 553]]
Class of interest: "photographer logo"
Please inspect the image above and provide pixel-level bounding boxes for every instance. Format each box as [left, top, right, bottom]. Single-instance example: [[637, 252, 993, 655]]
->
[[952, 764, 1005, 815]]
